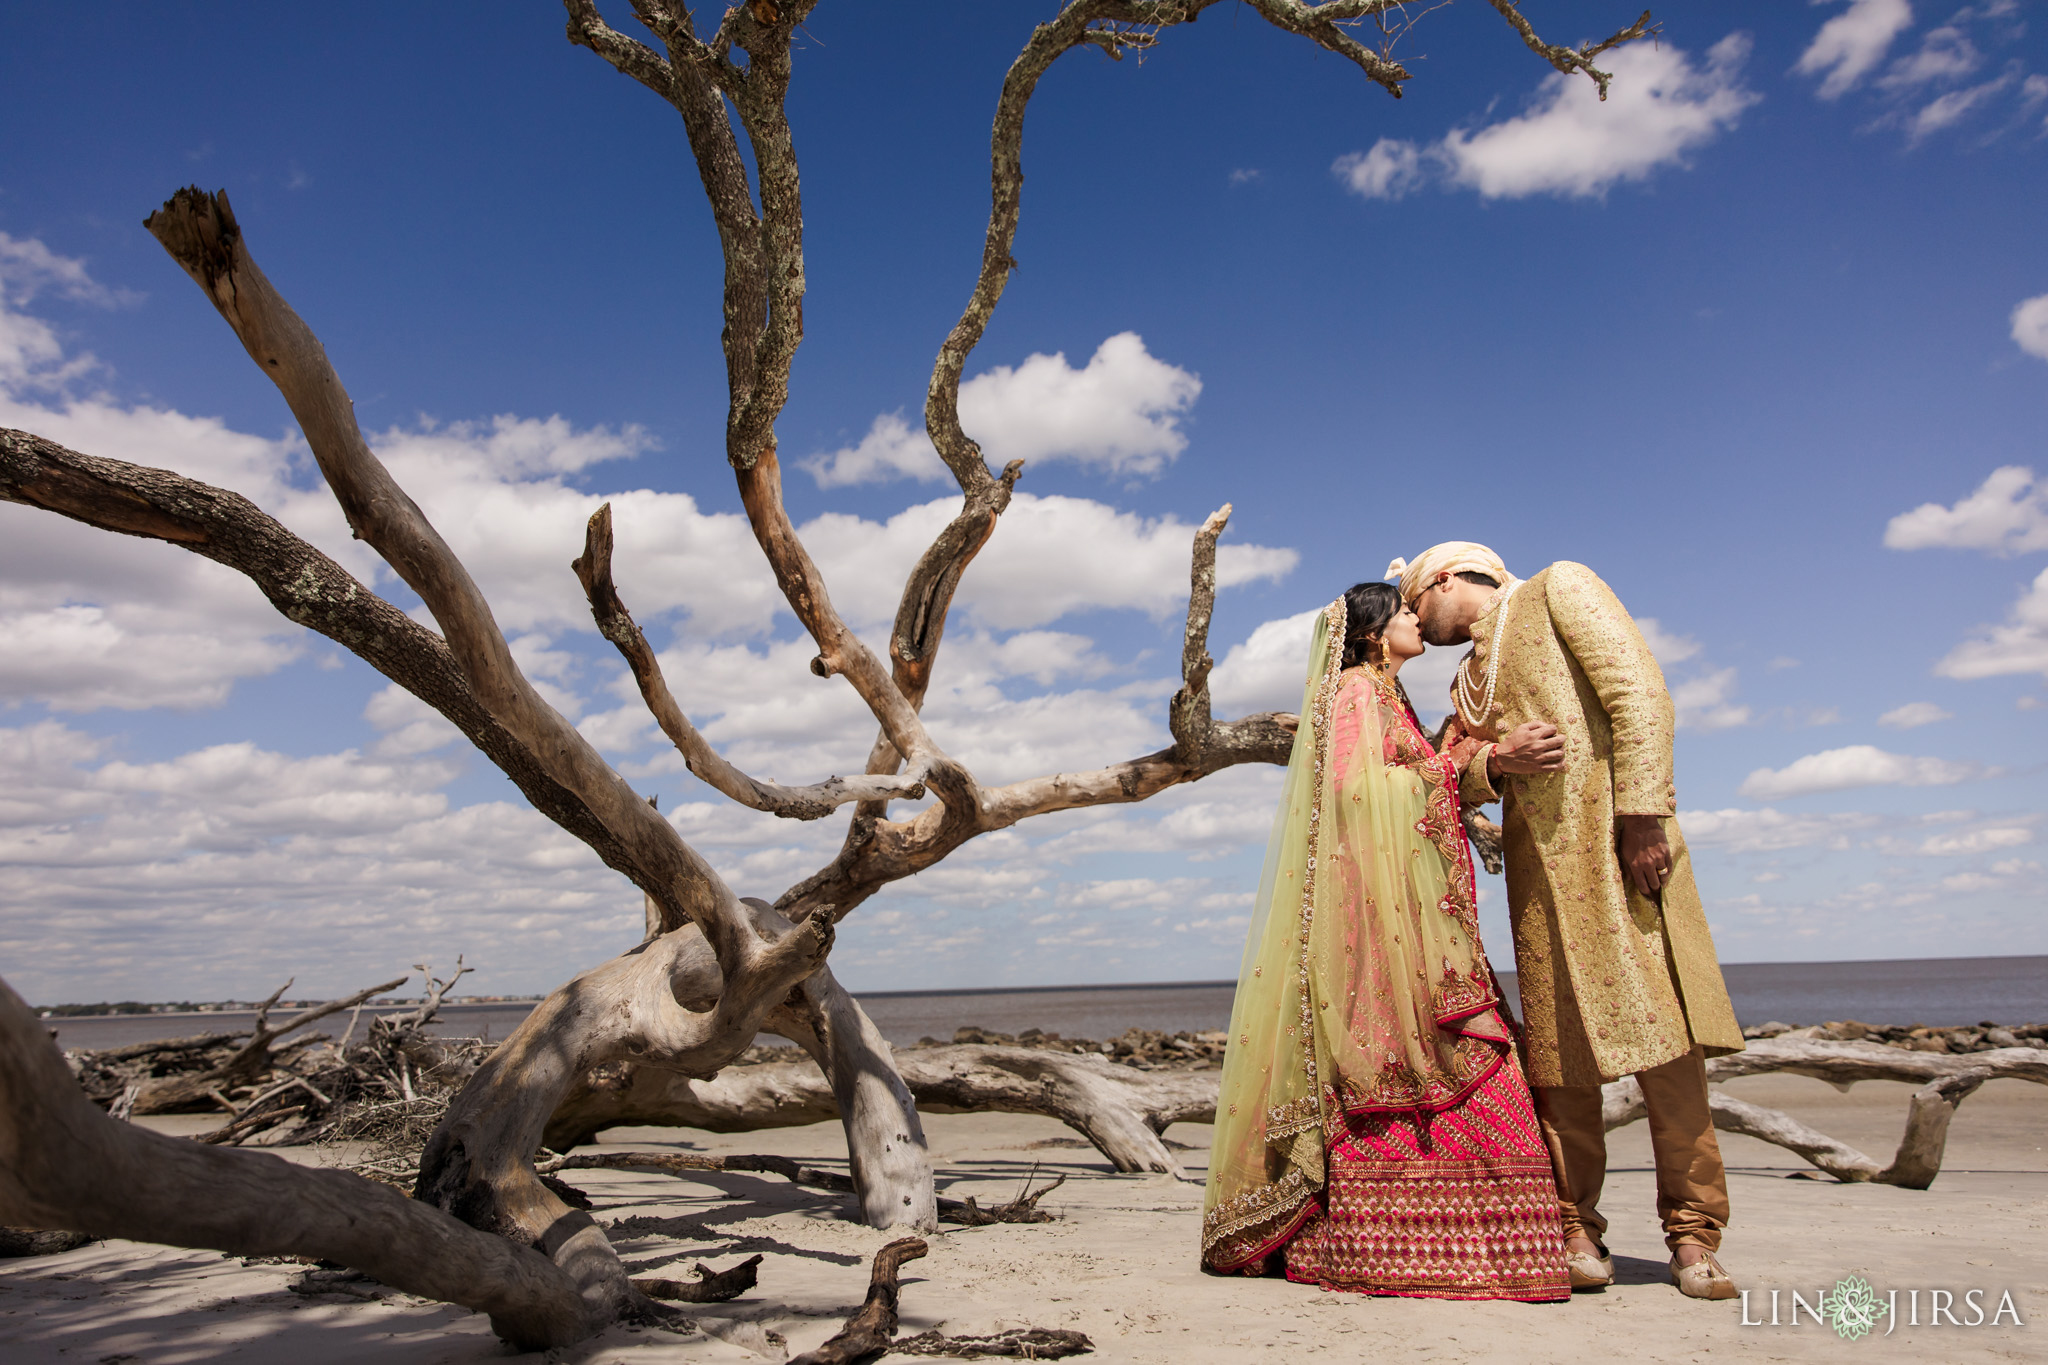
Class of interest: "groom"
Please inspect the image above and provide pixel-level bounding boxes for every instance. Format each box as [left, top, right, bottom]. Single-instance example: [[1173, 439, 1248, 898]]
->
[[1391, 542, 1746, 1301]]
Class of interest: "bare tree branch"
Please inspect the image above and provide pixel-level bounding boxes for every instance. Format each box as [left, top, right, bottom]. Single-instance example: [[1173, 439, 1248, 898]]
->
[[773, 511, 1293, 925], [572, 502, 928, 819], [1483, 1, 1657, 100], [142, 188, 747, 947], [1238, 0, 1413, 93], [734, 447, 974, 811], [1169, 503, 1230, 760]]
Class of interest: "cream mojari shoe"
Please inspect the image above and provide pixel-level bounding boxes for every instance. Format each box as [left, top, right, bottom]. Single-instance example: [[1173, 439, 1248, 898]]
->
[[1566, 1245, 1615, 1290], [1671, 1251, 1738, 1300]]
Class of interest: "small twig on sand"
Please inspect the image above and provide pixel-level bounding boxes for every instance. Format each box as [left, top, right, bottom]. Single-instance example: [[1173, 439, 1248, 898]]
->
[[940, 1170, 1066, 1227], [896, 1327, 1095, 1359]]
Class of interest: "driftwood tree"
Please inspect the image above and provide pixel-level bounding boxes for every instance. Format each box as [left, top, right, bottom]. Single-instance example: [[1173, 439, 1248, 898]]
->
[[0, 0, 1655, 1348]]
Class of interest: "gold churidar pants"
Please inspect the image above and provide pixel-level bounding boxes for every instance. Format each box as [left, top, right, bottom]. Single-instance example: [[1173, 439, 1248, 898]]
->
[[1532, 1046, 1729, 1252]]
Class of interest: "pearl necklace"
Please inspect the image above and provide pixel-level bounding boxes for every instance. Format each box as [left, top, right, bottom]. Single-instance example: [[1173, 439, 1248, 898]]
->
[[1453, 581, 1521, 731]]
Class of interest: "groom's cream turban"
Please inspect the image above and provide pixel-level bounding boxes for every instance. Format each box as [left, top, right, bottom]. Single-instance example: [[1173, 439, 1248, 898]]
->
[[1385, 541, 1518, 605]]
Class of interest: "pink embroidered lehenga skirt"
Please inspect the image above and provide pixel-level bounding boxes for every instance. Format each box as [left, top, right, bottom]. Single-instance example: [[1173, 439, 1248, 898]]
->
[[1281, 1009, 1570, 1302]]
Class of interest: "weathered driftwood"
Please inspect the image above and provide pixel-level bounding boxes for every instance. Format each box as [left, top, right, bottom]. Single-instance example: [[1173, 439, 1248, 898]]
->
[[0, 979, 596, 1350], [897, 1328, 1096, 1359], [1600, 1038, 2048, 1188], [131, 976, 406, 1114], [790, 1236, 929, 1365], [546, 1044, 1218, 1179], [942, 1172, 1067, 1227], [0, 1227, 97, 1257], [634, 1252, 763, 1304], [541, 1149, 1064, 1227]]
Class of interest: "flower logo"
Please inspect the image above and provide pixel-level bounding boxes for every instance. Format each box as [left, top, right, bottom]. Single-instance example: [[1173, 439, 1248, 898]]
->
[[1821, 1274, 1888, 1341]]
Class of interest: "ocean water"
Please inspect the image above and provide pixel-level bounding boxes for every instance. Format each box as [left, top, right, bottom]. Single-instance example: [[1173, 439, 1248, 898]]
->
[[41, 956, 2047, 1054]]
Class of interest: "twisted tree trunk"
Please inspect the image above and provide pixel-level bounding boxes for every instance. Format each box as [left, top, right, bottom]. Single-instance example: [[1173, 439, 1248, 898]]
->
[[0, 980, 596, 1351]]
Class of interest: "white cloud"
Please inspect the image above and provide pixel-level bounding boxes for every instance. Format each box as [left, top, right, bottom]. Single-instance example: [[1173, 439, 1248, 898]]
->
[[1939, 857, 2041, 892], [0, 602, 302, 712], [1332, 139, 1427, 201], [364, 683, 463, 757], [805, 333, 1200, 486], [1209, 609, 1318, 715], [0, 720, 657, 1002], [0, 233, 138, 392], [1442, 36, 1758, 200], [1681, 807, 1883, 853], [2, 268, 1303, 728], [1878, 701, 1953, 729], [800, 493, 1296, 635], [1878, 23, 1982, 90], [1884, 466, 2048, 555], [2013, 295, 2048, 364], [1916, 825, 2032, 856], [1812, 5, 2045, 143], [1936, 566, 2048, 680], [1738, 744, 1991, 800], [802, 411, 940, 486], [1636, 617, 1703, 666], [1907, 73, 2013, 141], [1672, 667, 1751, 731], [1334, 37, 1758, 202], [1795, 0, 1914, 99]]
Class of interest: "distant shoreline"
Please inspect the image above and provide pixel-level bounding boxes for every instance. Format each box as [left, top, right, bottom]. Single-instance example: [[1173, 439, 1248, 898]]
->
[[34, 953, 2047, 1017]]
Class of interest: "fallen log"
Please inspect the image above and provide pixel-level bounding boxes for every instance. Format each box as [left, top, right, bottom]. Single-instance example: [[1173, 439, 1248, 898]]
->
[[547, 1045, 1216, 1178], [553, 1037, 2038, 1194], [1600, 1039, 2047, 1188], [539, 1150, 1064, 1226], [0, 976, 595, 1349]]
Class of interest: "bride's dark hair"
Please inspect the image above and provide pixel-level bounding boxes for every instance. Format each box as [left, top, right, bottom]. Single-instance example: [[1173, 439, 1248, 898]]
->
[[1340, 581, 1400, 669]]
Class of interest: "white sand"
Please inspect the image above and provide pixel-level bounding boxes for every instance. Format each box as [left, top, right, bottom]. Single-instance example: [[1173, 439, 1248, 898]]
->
[[1, 1074, 2040, 1362]]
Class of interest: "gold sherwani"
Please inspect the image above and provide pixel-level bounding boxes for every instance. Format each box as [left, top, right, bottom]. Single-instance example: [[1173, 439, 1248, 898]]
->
[[1449, 563, 1743, 1088]]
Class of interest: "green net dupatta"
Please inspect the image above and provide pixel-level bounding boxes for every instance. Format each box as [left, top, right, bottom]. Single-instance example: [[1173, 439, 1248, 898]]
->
[[1199, 601, 1506, 1273]]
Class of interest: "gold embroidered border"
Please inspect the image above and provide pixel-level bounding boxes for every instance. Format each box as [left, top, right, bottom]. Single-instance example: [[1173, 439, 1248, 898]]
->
[[1200, 1166, 1315, 1272], [1292, 601, 1348, 1102]]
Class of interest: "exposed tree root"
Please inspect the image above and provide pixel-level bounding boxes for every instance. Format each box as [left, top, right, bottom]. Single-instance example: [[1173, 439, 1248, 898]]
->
[[791, 1237, 928, 1365]]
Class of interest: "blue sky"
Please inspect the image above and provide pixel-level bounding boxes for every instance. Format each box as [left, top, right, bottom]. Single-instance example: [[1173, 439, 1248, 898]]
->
[[2, 1, 2045, 1003]]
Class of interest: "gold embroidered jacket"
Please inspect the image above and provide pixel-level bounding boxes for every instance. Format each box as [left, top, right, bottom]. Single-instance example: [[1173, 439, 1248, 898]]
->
[[1445, 562, 1744, 1087]]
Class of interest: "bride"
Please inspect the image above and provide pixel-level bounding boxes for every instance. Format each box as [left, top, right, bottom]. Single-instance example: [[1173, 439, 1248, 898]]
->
[[1199, 581, 1569, 1301]]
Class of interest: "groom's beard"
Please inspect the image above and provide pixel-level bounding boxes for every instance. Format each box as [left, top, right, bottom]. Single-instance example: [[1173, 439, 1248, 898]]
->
[[1420, 618, 1468, 647]]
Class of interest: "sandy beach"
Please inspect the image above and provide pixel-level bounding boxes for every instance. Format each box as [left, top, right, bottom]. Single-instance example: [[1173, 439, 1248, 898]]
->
[[2, 1070, 2040, 1363]]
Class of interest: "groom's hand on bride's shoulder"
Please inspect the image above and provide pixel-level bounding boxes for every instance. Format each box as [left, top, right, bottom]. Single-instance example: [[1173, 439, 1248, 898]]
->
[[1489, 721, 1565, 777]]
